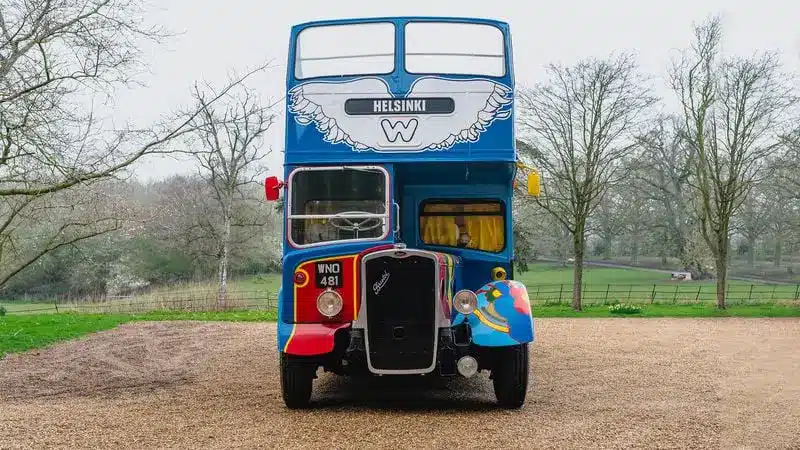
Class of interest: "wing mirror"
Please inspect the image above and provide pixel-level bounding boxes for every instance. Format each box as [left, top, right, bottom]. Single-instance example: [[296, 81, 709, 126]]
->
[[264, 176, 284, 201], [527, 171, 541, 197]]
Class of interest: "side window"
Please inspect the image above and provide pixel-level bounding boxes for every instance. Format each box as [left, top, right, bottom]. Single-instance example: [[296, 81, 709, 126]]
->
[[419, 200, 505, 252]]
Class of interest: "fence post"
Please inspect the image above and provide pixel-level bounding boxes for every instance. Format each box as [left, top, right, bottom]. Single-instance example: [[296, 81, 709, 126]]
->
[[558, 284, 563, 304], [771, 285, 777, 301], [604, 285, 610, 303], [673, 284, 679, 304], [695, 286, 701, 303], [748, 284, 754, 304], [650, 284, 656, 304], [795, 284, 799, 301], [627, 285, 633, 301], [53, 299, 59, 314]]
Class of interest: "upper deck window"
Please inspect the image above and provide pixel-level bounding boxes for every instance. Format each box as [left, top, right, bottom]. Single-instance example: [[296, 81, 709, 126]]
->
[[404, 22, 506, 77], [294, 23, 395, 79]]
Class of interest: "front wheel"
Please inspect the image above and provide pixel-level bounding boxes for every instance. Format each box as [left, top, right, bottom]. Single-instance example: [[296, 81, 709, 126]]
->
[[491, 343, 530, 409], [280, 352, 316, 408]]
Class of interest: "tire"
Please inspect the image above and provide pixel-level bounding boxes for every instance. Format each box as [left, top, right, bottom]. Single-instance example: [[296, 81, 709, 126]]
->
[[280, 352, 316, 409], [491, 343, 530, 409]]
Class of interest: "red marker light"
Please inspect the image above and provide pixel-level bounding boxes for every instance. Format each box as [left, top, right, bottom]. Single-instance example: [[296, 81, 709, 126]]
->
[[294, 271, 307, 285]]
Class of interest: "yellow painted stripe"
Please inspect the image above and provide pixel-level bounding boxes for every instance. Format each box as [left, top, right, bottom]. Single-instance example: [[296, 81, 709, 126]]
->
[[283, 324, 296, 353], [352, 255, 359, 319], [286, 254, 358, 352], [473, 309, 509, 333]]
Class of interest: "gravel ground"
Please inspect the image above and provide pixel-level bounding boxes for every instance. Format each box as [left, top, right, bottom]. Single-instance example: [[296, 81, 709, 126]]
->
[[0, 318, 798, 449]]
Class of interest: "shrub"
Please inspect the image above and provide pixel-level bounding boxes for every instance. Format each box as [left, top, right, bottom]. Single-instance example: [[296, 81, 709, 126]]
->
[[608, 303, 642, 315], [0, 306, 6, 316]]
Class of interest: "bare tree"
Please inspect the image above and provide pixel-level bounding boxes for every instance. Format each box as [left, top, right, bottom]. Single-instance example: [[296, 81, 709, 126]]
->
[[590, 187, 626, 261], [616, 181, 654, 265], [0, 0, 268, 290], [183, 82, 277, 307], [634, 115, 711, 274], [777, 127, 800, 198], [669, 15, 797, 308], [734, 186, 772, 267], [516, 53, 656, 311]]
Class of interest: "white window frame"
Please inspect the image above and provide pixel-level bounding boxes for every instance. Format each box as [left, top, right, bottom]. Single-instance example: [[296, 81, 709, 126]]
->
[[403, 22, 507, 77], [294, 22, 396, 80], [287, 165, 392, 248]]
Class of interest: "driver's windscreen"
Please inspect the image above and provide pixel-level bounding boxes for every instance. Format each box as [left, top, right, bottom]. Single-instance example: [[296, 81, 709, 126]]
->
[[290, 168, 387, 245]]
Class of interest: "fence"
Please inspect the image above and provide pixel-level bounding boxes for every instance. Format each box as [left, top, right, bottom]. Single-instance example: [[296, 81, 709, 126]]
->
[[2, 283, 799, 315], [2, 289, 278, 315], [528, 283, 800, 305]]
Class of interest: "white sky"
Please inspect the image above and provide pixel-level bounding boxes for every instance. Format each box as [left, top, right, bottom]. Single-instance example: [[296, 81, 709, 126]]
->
[[111, 0, 800, 182]]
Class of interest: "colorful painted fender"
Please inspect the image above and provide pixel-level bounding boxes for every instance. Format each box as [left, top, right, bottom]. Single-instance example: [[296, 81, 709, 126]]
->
[[452, 280, 535, 347], [277, 284, 352, 356]]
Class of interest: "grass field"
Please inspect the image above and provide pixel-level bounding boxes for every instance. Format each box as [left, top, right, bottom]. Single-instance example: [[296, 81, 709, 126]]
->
[[2, 304, 799, 359], [1, 262, 798, 316]]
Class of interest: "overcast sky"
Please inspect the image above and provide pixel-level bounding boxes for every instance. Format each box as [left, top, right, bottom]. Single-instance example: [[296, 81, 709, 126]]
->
[[113, 0, 800, 182]]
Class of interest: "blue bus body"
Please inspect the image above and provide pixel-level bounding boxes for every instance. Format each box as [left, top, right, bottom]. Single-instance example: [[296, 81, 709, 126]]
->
[[270, 16, 534, 408]]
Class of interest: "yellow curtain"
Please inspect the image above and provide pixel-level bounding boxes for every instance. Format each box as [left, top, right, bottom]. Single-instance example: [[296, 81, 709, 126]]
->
[[420, 202, 504, 252], [421, 216, 459, 247]]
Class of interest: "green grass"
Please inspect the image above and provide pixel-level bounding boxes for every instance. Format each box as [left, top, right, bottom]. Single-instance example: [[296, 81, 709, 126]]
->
[[0, 310, 276, 358], [516, 263, 799, 305], [2, 304, 797, 359], [531, 303, 800, 318], [518, 263, 668, 285], [1, 263, 797, 317], [0, 301, 50, 314], [1, 313, 135, 358]]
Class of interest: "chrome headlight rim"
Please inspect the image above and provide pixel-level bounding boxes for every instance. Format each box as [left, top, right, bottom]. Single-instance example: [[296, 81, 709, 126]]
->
[[316, 289, 343, 318], [453, 289, 478, 314]]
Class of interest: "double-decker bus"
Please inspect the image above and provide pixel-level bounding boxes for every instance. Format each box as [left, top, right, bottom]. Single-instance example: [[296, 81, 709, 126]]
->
[[264, 16, 540, 409]]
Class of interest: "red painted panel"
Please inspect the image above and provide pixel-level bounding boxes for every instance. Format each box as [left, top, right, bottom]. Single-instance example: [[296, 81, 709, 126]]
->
[[293, 255, 359, 323], [284, 323, 351, 356]]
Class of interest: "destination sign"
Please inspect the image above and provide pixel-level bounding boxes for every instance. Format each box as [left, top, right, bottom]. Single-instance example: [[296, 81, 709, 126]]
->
[[345, 97, 455, 115]]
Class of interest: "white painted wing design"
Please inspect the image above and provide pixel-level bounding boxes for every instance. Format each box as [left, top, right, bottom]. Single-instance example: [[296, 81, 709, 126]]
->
[[288, 76, 513, 152], [288, 77, 391, 151], [406, 77, 513, 150]]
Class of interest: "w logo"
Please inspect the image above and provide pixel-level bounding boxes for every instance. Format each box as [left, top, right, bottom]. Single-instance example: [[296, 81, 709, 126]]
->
[[380, 118, 418, 143]]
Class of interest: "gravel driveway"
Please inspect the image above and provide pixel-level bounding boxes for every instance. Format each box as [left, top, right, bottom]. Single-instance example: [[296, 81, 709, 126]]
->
[[1, 318, 798, 449]]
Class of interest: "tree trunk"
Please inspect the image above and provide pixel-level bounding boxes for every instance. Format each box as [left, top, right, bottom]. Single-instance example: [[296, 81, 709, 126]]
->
[[572, 229, 585, 312], [715, 254, 727, 309], [747, 236, 756, 267], [218, 213, 232, 308], [631, 233, 640, 265], [774, 239, 782, 267]]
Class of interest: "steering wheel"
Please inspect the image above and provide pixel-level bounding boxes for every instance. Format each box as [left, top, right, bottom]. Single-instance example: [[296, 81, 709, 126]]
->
[[328, 211, 384, 233]]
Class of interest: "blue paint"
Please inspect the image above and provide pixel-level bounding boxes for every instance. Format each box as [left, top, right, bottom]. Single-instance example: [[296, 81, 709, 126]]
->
[[277, 16, 532, 352], [453, 280, 535, 346], [284, 16, 516, 165]]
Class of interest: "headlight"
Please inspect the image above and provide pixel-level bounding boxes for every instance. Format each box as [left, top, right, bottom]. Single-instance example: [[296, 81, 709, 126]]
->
[[453, 289, 477, 314], [316, 289, 343, 317]]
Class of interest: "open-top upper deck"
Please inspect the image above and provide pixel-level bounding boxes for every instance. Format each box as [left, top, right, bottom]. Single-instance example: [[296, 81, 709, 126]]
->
[[284, 16, 516, 165]]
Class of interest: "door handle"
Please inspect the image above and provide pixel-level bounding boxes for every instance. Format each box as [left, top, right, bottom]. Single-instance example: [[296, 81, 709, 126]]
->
[[393, 202, 400, 234]]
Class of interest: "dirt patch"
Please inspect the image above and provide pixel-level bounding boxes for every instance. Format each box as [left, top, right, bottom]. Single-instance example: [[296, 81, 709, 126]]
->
[[1, 318, 798, 449]]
